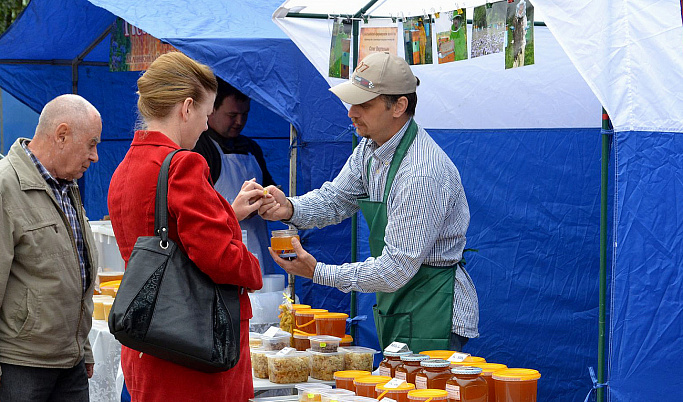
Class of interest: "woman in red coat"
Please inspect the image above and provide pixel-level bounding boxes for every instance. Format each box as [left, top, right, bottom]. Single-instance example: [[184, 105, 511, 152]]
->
[[108, 52, 268, 401]]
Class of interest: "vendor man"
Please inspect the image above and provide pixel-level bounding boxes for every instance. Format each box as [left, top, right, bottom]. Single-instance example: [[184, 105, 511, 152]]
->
[[259, 52, 479, 352], [194, 78, 276, 272]]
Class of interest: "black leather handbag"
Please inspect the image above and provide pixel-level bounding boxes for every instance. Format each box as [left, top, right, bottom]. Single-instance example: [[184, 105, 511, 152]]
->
[[109, 149, 241, 373]]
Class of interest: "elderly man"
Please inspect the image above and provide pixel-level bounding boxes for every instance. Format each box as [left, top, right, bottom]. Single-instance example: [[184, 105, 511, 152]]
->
[[0, 94, 101, 401], [260, 52, 479, 353]]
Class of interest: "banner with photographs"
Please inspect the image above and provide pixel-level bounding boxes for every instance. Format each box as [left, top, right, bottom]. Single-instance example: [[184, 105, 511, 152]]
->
[[358, 27, 398, 62], [505, 0, 535, 69], [109, 18, 177, 72], [329, 19, 352, 79], [472, 2, 506, 58], [435, 9, 467, 64], [402, 16, 433, 65]]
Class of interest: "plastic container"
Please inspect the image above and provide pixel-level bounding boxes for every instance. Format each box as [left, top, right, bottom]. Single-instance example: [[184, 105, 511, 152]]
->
[[261, 331, 292, 351], [415, 359, 452, 390], [291, 304, 312, 311], [341, 334, 353, 347], [396, 353, 431, 384], [376, 381, 416, 402], [271, 228, 300, 259], [102, 300, 114, 321], [320, 389, 355, 402], [314, 313, 348, 338], [450, 356, 487, 367], [92, 295, 114, 320], [463, 363, 508, 402], [419, 350, 456, 360], [333, 370, 371, 392], [308, 349, 345, 381], [407, 389, 449, 401], [492, 369, 541, 402], [379, 350, 413, 377], [353, 375, 392, 398], [266, 350, 311, 383], [296, 309, 329, 332], [249, 332, 263, 348], [309, 335, 341, 353], [89, 220, 125, 272], [293, 330, 313, 351], [340, 397, 376, 402], [250, 348, 275, 379], [296, 383, 332, 402], [446, 366, 488, 402], [340, 346, 378, 372]]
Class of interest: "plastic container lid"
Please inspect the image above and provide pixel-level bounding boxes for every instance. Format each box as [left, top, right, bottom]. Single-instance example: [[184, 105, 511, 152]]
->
[[376, 382, 416, 391], [296, 308, 329, 317], [306, 348, 343, 356], [450, 356, 488, 367], [450, 366, 483, 375], [339, 346, 378, 355], [291, 304, 311, 311], [296, 383, 333, 400], [384, 350, 414, 357], [401, 353, 431, 362], [266, 350, 311, 360], [466, 362, 508, 374], [353, 375, 392, 385], [334, 370, 372, 379], [492, 368, 541, 381], [314, 312, 349, 320], [341, 397, 376, 402], [249, 332, 262, 339], [309, 335, 341, 344], [320, 389, 355, 401], [420, 359, 451, 368], [250, 348, 276, 356], [407, 389, 449, 399], [418, 350, 454, 359], [341, 334, 353, 344]]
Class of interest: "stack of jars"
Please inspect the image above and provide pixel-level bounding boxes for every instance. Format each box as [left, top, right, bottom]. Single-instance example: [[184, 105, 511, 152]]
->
[[308, 335, 344, 381]]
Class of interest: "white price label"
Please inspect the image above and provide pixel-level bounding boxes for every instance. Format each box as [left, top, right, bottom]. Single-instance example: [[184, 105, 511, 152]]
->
[[263, 326, 281, 338], [379, 366, 392, 377], [447, 351, 470, 362], [383, 378, 406, 389], [275, 347, 296, 356], [415, 376, 427, 389], [384, 341, 409, 353], [446, 383, 461, 400]]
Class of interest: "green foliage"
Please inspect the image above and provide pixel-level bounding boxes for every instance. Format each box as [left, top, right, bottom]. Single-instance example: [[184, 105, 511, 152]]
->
[[0, 0, 29, 35]]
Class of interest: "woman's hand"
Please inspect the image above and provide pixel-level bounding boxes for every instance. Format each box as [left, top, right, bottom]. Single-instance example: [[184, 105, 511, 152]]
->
[[259, 185, 293, 221], [232, 179, 271, 221]]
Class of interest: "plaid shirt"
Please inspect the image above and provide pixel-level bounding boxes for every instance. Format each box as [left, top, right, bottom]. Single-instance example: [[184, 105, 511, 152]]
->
[[289, 120, 479, 338], [22, 141, 90, 294]]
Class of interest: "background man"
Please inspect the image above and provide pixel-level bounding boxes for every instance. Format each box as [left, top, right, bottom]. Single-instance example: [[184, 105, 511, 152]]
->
[[260, 52, 479, 352], [194, 78, 275, 273], [0, 94, 101, 401]]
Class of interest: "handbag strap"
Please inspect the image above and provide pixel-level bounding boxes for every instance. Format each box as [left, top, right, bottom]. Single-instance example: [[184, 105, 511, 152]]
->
[[155, 149, 186, 247]]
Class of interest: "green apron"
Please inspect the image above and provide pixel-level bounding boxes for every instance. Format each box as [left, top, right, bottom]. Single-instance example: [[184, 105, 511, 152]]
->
[[358, 119, 456, 353]]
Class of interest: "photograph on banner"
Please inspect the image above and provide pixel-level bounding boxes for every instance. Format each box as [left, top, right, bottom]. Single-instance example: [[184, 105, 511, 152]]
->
[[329, 19, 352, 79], [472, 2, 506, 58], [109, 18, 177, 72], [402, 16, 433, 65], [435, 9, 467, 64], [358, 26, 398, 62], [505, 0, 534, 69]]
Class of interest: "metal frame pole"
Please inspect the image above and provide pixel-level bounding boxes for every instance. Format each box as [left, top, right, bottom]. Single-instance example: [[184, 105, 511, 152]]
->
[[289, 123, 298, 301], [598, 108, 612, 402]]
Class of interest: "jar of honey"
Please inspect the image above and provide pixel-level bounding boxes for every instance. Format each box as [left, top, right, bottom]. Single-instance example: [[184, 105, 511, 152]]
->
[[492, 369, 541, 402], [379, 350, 413, 377], [446, 366, 488, 402], [463, 363, 507, 402], [314, 312, 348, 338], [271, 229, 300, 259], [295, 309, 328, 332], [353, 375, 391, 398], [376, 381, 416, 402], [395, 353, 430, 384], [450, 356, 487, 368], [407, 389, 449, 401], [415, 359, 451, 390], [333, 370, 371, 392], [340, 334, 353, 347], [292, 329, 313, 351]]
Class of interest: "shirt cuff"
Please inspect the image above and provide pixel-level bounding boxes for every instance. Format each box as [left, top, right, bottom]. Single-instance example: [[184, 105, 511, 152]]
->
[[312, 262, 336, 288], [283, 197, 301, 226]]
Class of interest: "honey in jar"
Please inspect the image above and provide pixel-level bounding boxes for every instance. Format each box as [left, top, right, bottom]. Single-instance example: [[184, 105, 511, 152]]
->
[[492, 368, 541, 402], [415, 359, 451, 390], [292, 330, 313, 351], [379, 350, 413, 377], [395, 353, 430, 384], [295, 309, 328, 332], [314, 312, 348, 338], [464, 363, 508, 402], [446, 366, 488, 402], [376, 381, 416, 402], [333, 370, 371, 392], [271, 229, 300, 259], [407, 389, 449, 401], [353, 375, 391, 398]]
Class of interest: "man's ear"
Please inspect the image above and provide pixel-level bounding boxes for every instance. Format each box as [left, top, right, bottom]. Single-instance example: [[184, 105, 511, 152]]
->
[[55, 123, 70, 146], [393, 96, 409, 117]]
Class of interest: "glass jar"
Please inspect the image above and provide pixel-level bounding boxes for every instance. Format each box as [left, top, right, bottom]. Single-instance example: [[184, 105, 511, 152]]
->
[[376, 382, 416, 402], [379, 350, 413, 377], [492, 368, 541, 402], [395, 353, 430, 384], [271, 228, 300, 259], [464, 363, 507, 402], [415, 359, 452, 390], [353, 375, 391, 398], [446, 366, 488, 402], [407, 389, 449, 401], [333, 370, 371, 392]]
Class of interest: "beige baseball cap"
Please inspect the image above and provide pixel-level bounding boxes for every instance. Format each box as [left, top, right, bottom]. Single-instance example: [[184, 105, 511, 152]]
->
[[330, 52, 418, 105]]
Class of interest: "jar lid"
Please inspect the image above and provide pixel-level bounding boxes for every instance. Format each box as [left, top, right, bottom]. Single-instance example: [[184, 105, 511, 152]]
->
[[376, 382, 416, 391], [451, 366, 483, 375], [401, 353, 430, 362], [272, 228, 298, 236], [418, 350, 455, 360], [333, 370, 371, 379], [306, 348, 342, 356], [296, 308, 328, 316], [492, 368, 541, 381], [295, 383, 332, 392], [342, 334, 353, 343], [464, 355, 486, 363], [290, 304, 311, 310], [384, 350, 413, 357], [339, 346, 378, 354], [469, 363, 508, 374], [353, 375, 392, 385], [407, 389, 449, 397], [420, 359, 451, 368], [314, 312, 349, 319]]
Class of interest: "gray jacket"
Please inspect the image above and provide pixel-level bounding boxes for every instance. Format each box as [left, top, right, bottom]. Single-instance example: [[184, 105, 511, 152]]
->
[[0, 138, 96, 372]]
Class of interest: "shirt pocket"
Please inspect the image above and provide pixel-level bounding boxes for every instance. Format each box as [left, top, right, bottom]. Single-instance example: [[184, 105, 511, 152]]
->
[[17, 219, 72, 273]]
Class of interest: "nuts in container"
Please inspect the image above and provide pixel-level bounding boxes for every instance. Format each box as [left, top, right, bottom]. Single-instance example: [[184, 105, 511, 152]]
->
[[340, 346, 378, 372], [308, 349, 345, 381], [267, 349, 311, 384], [308, 335, 341, 353], [261, 328, 292, 351], [249, 332, 263, 349], [250, 348, 274, 379]]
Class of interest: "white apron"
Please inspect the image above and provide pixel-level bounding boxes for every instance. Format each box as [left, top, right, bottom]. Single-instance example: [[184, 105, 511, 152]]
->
[[211, 138, 272, 274]]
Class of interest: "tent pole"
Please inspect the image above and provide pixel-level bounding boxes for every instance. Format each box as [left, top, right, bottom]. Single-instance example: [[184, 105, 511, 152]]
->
[[598, 108, 612, 402], [71, 25, 112, 94], [349, 17, 361, 342], [289, 123, 298, 301]]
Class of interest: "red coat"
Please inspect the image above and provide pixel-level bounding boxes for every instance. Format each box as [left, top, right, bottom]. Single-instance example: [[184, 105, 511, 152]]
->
[[108, 131, 262, 402]]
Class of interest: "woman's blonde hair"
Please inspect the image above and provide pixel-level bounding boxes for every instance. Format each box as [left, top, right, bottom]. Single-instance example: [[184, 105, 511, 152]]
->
[[136, 52, 217, 122]]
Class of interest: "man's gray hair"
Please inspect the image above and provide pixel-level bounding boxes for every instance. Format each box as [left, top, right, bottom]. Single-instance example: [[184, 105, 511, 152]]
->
[[35, 94, 100, 137]]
